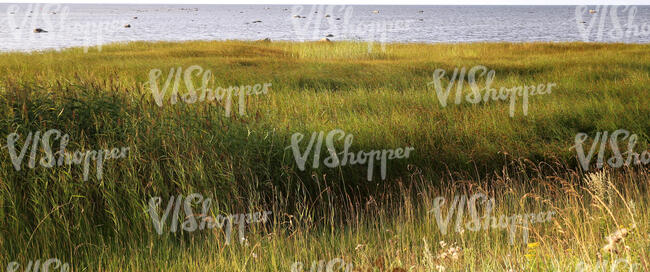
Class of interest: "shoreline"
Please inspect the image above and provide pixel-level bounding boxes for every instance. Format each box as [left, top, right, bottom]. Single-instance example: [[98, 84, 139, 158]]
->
[[3, 39, 650, 54]]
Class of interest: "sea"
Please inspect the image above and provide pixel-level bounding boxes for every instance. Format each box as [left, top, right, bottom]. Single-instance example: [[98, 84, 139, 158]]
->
[[1, 4, 649, 52]]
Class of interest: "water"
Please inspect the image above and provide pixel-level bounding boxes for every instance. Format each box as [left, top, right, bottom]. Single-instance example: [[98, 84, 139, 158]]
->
[[1, 4, 649, 52]]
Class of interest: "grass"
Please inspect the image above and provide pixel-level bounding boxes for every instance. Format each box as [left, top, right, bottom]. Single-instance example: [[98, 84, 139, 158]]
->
[[0, 40, 648, 271]]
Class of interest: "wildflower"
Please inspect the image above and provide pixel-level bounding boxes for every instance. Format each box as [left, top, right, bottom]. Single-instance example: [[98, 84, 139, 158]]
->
[[525, 242, 539, 262], [527, 242, 539, 249], [424, 238, 462, 270], [602, 228, 629, 254], [524, 254, 535, 262], [437, 241, 461, 261]]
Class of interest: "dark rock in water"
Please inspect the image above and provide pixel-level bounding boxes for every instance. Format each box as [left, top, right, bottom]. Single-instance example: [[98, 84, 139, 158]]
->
[[419, 19, 424, 21], [252, 20, 262, 23], [133, 16, 138, 19], [336, 18, 341, 20], [418, 10, 424, 13], [325, 14, 330, 17], [124, 24, 131, 28], [326, 34, 334, 37], [33, 28, 48, 33]]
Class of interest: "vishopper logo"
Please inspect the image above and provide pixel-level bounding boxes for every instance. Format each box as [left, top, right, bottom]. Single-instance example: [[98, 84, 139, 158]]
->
[[286, 129, 414, 181], [575, 5, 650, 42], [290, 5, 414, 52], [290, 258, 353, 272], [5, 3, 129, 52], [572, 129, 649, 171], [5, 129, 129, 181], [147, 65, 271, 117], [147, 193, 271, 245], [427, 65, 555, 117], [428, 193, 555, 245], [7, 258, 70, 272]]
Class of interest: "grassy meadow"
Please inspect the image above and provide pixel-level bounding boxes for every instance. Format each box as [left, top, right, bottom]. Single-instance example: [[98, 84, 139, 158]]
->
[[0, 41, 649, 271]]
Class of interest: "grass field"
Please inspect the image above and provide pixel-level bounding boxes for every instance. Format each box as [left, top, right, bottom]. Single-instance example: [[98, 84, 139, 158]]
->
[[0, 41, 648, 271]]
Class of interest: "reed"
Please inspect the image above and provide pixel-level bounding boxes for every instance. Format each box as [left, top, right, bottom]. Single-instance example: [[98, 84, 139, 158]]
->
[[0, 40, 648, 271]]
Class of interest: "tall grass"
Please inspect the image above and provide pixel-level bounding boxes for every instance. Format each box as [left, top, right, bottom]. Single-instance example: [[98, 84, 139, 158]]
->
[[0, 40, 648, 271]]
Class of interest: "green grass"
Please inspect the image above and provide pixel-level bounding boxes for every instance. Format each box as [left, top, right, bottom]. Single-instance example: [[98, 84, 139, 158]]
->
[[0, 40, 648, 271]]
